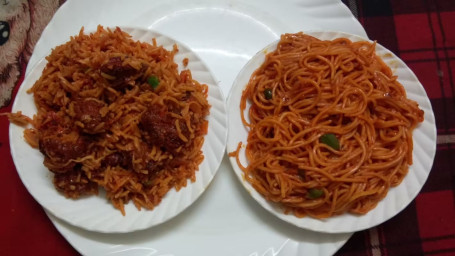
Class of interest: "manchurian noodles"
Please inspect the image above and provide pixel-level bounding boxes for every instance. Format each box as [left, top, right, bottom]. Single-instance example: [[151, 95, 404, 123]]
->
[[230, 32, 424, 219], [10, 26, 210, 215]]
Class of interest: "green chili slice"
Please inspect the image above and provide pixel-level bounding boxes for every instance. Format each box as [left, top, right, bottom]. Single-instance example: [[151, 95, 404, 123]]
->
[[264, 88, 272, 100], [307, 188, 324, 199], [320, 133, 340, 150], [147, 76, 160, 89]]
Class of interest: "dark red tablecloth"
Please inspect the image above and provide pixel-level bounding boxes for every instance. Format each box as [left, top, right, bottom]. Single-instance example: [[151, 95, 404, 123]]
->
[[0, 1, 454, 255]]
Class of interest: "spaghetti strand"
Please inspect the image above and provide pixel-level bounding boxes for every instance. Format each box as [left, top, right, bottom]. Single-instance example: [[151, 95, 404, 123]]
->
[[229, 32, 424, 218]]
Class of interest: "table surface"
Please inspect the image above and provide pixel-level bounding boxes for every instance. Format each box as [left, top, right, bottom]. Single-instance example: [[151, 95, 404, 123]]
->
[[1, 0, 454, 255]]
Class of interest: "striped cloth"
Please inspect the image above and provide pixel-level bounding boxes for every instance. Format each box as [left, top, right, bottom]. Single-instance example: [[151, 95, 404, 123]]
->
[[338, 0, 455, 255]]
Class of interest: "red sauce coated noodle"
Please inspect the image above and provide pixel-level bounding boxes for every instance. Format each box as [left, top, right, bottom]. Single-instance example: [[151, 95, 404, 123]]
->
[[229, 33, 424, 219]]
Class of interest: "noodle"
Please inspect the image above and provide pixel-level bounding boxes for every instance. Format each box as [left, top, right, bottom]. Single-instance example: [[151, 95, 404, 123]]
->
[[229, 32, 423, 218], [9, 26, 210, 215]]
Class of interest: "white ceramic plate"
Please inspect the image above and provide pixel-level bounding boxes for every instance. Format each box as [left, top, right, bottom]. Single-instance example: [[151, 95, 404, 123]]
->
[[22, 0, 369, 255], [10, 27, 228, 233], [227, 31, 437, 234]]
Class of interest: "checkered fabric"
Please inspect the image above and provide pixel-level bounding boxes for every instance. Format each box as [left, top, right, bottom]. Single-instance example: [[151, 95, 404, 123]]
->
[[338, 0, 455, 255]]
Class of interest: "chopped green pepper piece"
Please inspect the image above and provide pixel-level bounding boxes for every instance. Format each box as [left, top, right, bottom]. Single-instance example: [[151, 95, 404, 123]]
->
[[320, 133, 340, 150], [101, 72, 116, 80], [142, 180, 152, 186], [264, 88, 273, 100], [147, 76, 160, 89], [307, 188, 324, 199]]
